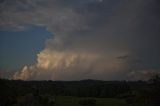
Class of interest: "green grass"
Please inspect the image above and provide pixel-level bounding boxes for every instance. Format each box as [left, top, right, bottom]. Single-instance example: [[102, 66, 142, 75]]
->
[[54, 96, 129, 106]]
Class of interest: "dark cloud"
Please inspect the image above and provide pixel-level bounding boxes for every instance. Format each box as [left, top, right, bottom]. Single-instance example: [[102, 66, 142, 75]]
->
[[0, 0, 4, 4], [117, 55, 129, 60]]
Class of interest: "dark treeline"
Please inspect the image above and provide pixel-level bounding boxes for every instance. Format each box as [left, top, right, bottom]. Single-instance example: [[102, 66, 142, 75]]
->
[[0, 79, 144, 97], [0, 77, 160, 106]]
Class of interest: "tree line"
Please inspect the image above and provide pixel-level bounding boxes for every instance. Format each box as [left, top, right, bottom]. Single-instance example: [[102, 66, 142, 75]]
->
[[0, 76, 160, 106]]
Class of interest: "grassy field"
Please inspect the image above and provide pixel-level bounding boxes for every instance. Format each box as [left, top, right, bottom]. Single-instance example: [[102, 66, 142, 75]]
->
[[54, 96, 129, 106]]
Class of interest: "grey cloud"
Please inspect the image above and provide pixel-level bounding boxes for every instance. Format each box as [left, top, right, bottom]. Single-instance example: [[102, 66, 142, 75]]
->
[[127, 69, 160, 80]]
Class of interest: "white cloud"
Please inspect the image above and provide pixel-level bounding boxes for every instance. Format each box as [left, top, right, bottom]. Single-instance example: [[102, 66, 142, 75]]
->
[[13, 49, 127, 80]]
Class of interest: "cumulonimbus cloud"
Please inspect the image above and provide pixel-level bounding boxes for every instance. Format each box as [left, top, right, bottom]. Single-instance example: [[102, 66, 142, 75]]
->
[[1, 0, 160, 80], [13, 49, 127, 80]]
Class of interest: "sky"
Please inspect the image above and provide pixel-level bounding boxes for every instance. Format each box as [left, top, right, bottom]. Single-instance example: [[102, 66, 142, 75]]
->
[[0, 0, 160, 80]]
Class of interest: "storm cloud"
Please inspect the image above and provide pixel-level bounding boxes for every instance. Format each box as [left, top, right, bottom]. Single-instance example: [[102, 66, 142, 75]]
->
[[0, 0, 160, 80]]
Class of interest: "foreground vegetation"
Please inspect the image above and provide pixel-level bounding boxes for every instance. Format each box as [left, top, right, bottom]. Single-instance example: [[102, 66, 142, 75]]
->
[[0, 76, 160, 106], [54, 96, 128, 106]]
